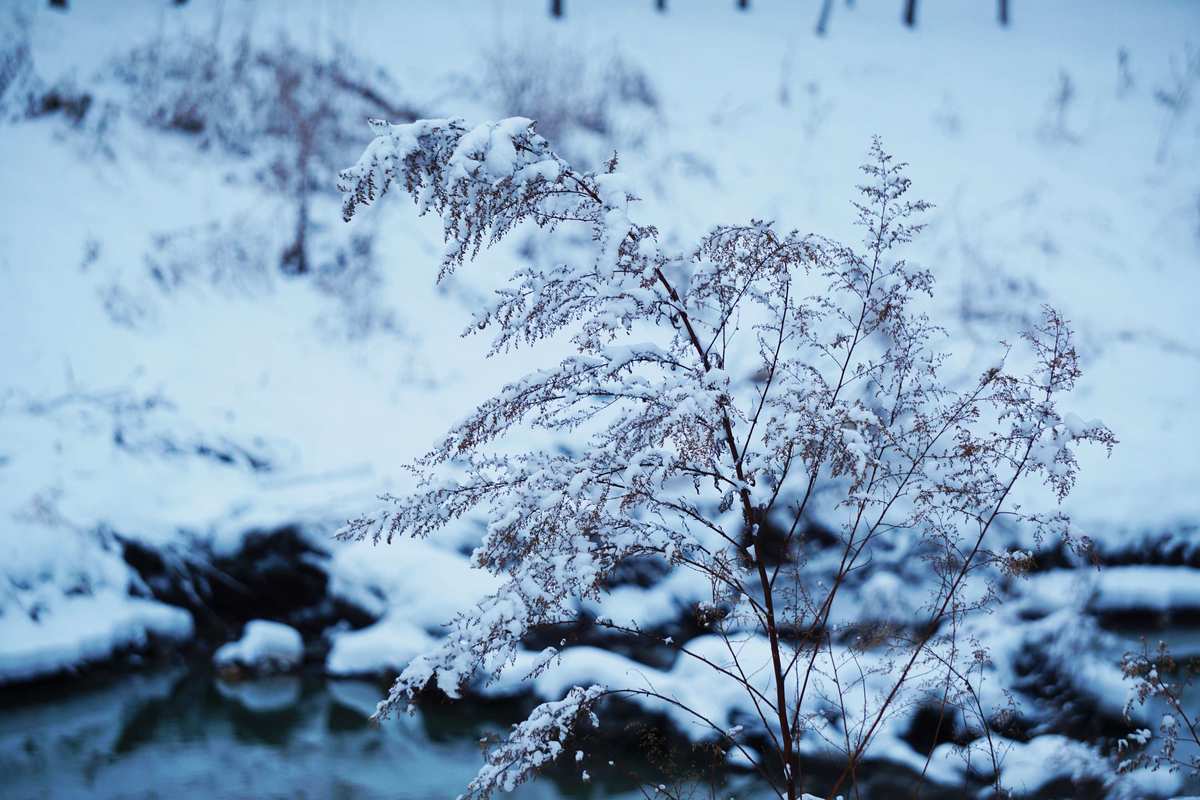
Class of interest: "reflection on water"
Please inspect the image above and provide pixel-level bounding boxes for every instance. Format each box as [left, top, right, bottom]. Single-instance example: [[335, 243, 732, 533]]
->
[[0, 663, 987, 800], [0, 666, 586, 800], [4, 647, 1196, 800]]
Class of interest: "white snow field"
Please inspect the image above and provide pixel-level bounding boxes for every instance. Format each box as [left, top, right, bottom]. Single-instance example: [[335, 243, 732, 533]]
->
[[1, 0, 1198, 796]]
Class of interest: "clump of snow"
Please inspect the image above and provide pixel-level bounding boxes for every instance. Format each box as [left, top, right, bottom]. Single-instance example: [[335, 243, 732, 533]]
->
[[487, 633, 939, 777], [0, 512, 196, 685], [213, 620, 303, 673], [1024, 565, 1200, 617]]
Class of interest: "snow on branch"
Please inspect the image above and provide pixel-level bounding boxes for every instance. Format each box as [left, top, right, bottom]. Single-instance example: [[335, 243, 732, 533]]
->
[[458, 684, 604, 800], [339, 117, 669, 353], [339, 115, 1116, 800]]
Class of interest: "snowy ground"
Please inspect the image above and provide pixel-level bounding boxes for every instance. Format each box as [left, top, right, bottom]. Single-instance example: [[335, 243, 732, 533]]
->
[[2, 1, 1199, 797]]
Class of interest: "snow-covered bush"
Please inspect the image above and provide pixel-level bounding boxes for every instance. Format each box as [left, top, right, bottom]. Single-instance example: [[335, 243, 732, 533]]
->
[[1118, 640, 1200, 779], [36, 29, 409, 339], [113, 31, 415, 169], [1153, 44, 1200, 163], [2, 18, 419, 339], [112, 30, 417, 277], [0, 13, 112, 142], [473, 39, 657, 164], [142, 219, 275, 298], [0, 488, 194, 686], [337, 117, 1114, 799], [132, 215, 397, 338]]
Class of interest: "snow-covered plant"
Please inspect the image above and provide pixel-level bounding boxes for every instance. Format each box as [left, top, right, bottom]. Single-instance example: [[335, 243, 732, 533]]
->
[[338, 116, 1114, 799], [1040, 69, 1079, 145], [1, 12, 112, 145], [65, 28, 416, 339], [113, 31, 415, 166], [473, 39, 657, 163], [1118, 640, 1200, 778], [113, 29, 417, 275], [1153, 44, 1200, 164]]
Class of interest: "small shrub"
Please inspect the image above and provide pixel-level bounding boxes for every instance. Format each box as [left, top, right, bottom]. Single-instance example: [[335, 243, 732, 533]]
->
[[336, 116, 1114, 799], [1118, 640, 1200, 778], [1039, 69, 1079, 144], [1152, 45, 1200, 163], [0, 14, 108, 134], [473, 39, 657, 163], [111, 30, 419, 277]]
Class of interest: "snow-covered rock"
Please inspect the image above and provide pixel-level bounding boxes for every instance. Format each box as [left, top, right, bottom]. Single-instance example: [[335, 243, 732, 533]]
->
[[214, 620, 304, 673]]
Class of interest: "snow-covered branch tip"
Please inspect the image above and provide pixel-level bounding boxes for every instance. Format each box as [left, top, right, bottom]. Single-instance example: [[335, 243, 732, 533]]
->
[[457, 684, 604, 800]]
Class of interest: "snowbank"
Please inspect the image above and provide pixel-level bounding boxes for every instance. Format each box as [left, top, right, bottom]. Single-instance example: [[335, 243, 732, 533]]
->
[[326, 615, 434, 676], [0, 591, 192, 685], [323, 536, 498, 675], [586, 566, 711, 629], [1086, 566, 1200, 614], [326, 538, 499, 628]]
